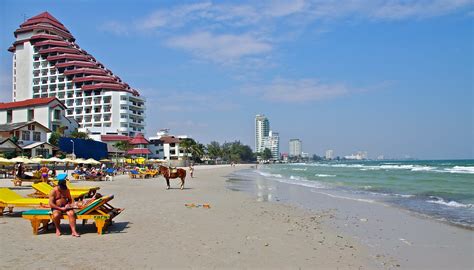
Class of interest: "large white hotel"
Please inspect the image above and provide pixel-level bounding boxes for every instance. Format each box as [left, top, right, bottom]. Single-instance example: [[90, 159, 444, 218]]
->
[[8, 12, 145, 137]]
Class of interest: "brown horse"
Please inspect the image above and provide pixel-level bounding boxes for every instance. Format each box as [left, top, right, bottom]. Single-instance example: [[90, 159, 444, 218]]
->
[[158, 165, 187, 190]]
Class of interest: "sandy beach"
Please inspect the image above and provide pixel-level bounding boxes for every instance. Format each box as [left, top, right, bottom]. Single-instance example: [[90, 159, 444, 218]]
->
[[0, 165, 378, 269], [1, 165, 472, 269]]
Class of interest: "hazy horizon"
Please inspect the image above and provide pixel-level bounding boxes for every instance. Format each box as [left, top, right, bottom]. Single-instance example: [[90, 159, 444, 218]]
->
[[1, 1, 472, 159]]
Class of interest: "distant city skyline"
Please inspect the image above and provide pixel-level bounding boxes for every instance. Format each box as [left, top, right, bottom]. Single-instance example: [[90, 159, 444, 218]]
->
[[1, 1, 472, 159]]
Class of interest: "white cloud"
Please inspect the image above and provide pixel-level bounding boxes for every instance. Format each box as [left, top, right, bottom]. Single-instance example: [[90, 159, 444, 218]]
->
[[243, 78, 351, 102], [99, 21, 130, 36], [166, 31, 272, 65]]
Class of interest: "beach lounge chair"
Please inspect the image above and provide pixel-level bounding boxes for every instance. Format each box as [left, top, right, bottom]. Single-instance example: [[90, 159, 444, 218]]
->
[[29, 182, 89, 200], [11, 171, 48, 186], [0, 188, 49, 215], [129, 170, 145, 179], [22, 195, 123, 235], [51, 174, 100, 197]]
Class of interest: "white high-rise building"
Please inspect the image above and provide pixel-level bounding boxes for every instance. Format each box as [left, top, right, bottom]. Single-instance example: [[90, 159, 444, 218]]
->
[[325, 149, 334, 160], [289, 139, 302, 157], [8, 12, 145, 137], [263, 131, 280, 160], [255, 114, 269, 153]]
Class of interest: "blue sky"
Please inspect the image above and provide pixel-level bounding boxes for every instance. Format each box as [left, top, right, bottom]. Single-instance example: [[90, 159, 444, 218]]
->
[[0, 0, 473, 159]]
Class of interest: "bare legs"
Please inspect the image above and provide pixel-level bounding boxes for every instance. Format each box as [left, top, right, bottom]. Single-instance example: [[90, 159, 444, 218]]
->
[[51, 209, 80, 237], [52, 210, 62, 236]]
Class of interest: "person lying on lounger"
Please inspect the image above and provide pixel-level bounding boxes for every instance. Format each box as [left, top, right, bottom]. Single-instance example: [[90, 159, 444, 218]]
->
[[49, 178, 80, 237]]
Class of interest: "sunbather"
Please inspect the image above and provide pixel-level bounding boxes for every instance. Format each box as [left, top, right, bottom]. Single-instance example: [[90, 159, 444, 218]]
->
[[49, 178, 80, 237]]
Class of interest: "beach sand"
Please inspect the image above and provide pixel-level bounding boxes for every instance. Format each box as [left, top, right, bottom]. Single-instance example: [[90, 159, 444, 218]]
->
[[0, 165, 377, 269]]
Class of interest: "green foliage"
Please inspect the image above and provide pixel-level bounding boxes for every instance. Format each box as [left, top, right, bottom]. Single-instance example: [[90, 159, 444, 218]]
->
[[113, 140, 132, 152], [49, 131, 61, 146], [206, 140, 256, 162], [70, 131, 89, 139], [262, 148, 273, 160]]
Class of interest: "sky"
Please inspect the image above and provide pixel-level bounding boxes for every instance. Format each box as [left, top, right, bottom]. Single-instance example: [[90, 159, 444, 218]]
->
[[0, 0, 473, 159]]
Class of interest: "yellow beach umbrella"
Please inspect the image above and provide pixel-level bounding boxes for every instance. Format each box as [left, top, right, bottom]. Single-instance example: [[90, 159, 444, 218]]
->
[[85, 158, 101, 165], [72, 158, 87, 164], [47, 157, 64, 163], [10, 156, 33, 164], [0, 157, 14, 164], [30, 157, 47, 164]]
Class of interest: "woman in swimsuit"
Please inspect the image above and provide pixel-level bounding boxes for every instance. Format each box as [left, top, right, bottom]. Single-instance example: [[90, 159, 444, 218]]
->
[[48, 180, 80, 237]]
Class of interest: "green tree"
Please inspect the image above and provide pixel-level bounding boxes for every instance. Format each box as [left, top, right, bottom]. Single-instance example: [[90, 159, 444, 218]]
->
[[207, 141, 221, 161], [113, 140, 132, 153], [70, 131, 89, 139], [262, 148, 273, 160], [49, 131, 62, 146]]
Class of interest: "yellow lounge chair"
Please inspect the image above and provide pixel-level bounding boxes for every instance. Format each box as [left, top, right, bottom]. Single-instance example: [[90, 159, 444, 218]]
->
[[50, 180, 100, 197], [29, 182, 89, 199], [0, 188, 49, 215], [22, 195, 123, 235]]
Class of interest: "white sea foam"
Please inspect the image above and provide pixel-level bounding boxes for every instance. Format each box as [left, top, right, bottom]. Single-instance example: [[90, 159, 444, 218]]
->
[[427, 197, 472, 208], [443, 166, 474, 174], [290, 175, 307, 181], [314, 191, 376, 204], [411, 166, 436, 172], [257, 171, 283, 178], [291, 168, 307, 171], [315, 174, 336, 177]]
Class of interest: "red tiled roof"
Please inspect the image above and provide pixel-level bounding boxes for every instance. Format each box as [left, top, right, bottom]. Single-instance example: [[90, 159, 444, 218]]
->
[[34, 40, 70, 47], [101, 135, 131, 142], [129, 133, 149, 145], [39, 47, 80, 54], [159, 136, 181, 144], [127, 148, 151, 155], [20, 12, 68, 32], [81, 83, 127, 91], [0, 97, 64, 110], [72, 76, 117, 84], [30, 34, 63, 41], [55, 61, 98, 68], [63, 68, 108, 76], [47, 53, 90, 61]]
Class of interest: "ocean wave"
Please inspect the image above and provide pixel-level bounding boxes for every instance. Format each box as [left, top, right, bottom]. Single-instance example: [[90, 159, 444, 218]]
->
[[313, 191, 376, 203], [427, 196, 472, 208], [289, 175, 307, 181], [315, 174, 336, 177], [291, 168, 307, 171], [257, 171, 283, 178], [443, 166, 474, 174]]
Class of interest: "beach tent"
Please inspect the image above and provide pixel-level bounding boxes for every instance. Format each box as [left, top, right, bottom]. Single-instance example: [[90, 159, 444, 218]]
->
[[29, 157, 47, 164], [85, 158, 101, 165], [0, 157, 14, 164]]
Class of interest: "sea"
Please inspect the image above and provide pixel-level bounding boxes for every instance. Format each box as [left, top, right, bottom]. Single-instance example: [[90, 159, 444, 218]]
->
[[229, 160, 474, 229]]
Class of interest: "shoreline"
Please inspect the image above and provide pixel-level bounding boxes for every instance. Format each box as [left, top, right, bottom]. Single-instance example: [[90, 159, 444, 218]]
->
[[0, 164, 378, 269], [228, 167, 474, 269]]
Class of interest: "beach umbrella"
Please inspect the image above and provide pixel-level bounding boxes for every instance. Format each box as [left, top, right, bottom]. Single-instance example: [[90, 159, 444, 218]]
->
[[72, 158, 87, 164], [47, 157, 65, 163], [99, 159, 112, 163], [30, 157, 47, 164], [10, 156, 33, 164], [85, 158, 101, 165], [62, 157, 75, 163], [0, 157, 14, 164]]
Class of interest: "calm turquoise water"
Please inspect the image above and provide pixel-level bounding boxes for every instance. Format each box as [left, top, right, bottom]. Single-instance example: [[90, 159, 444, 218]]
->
[[255, 160, 474, 228]]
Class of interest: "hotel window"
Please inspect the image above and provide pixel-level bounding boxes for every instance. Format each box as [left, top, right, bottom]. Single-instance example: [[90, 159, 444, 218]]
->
[[27, 109, 34, 121], [22, 131, 30, 141], [33, 132, 41, 142], [54, 109, 61, 120], [6, 110, 12, 123]]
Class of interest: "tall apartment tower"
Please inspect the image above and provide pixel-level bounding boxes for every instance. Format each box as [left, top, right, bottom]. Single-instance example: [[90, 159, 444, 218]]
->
[[8, 12, 145, 137], [255, 114, 269, 153], [263, 131, 280, 160], [289, 139, 302, 157], [325, 149, 334, 160]]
